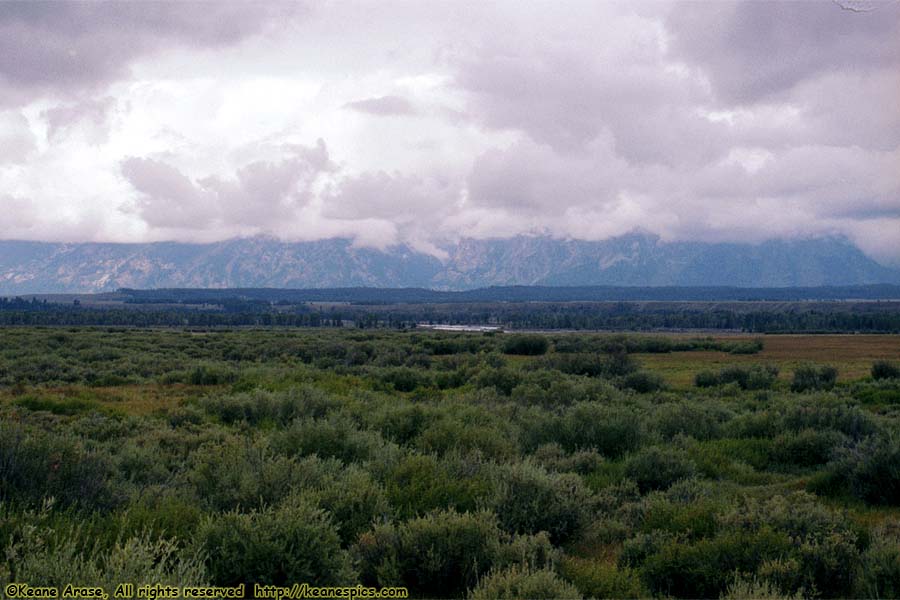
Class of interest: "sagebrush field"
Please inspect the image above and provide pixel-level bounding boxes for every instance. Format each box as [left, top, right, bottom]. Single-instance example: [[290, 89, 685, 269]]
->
[[1, 328, 899, 598]]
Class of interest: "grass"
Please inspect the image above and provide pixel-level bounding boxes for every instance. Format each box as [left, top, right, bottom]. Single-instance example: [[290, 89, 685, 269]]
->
[[634, 334, 900, 389]]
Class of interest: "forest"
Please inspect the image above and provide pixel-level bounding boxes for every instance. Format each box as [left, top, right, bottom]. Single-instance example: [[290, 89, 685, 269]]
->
[[1, 327, 899, 598], [4, 296, 900, 332]]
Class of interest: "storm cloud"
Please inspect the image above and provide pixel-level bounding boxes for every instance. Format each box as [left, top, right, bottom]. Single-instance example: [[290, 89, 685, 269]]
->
[[1, 0, 898, 264]]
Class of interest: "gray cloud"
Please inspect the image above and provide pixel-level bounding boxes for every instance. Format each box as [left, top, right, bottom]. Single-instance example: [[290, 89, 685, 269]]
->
[[1, 1, 898, 263], [42, 97, 116, 144], [666, 1, 900, 105], [0, 2, 303, 104], [121, 140, 333, 232]]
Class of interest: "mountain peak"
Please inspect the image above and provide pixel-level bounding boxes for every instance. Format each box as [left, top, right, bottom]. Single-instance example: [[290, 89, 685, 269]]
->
[[0, 234, 897, 294]]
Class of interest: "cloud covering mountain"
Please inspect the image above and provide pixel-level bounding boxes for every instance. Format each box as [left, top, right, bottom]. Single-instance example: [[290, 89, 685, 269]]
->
[[0, 1, 898, 264], [1, 234, 898, 294]]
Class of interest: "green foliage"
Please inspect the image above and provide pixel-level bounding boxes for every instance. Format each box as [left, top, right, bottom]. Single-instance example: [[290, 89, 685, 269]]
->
[[871, 359, 900, 380], [469, 565, 582, 600], [770, 428, 847, 468], [384, 453, 493, 518], [502, 335, 550, 356], [354, 510, 503, 598], [791, 363, 838, 392], [2, 503, 206, 590], [853, 524, 900, 599], [625, 447, 698, 493], [548, 402, 643, 457], [695, 364, 779, 390], [621, 370, 666, 393], [830, 435, 900, 505], [197, 497, 355, 586], [559, 557, 646, 599], [1, 327, 898, 599], [490, 461, 593, 544]]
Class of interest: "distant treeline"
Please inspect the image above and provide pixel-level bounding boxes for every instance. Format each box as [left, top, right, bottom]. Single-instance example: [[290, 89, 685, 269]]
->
[[2, 297, 900, 332], [114, 284, 900, 304]]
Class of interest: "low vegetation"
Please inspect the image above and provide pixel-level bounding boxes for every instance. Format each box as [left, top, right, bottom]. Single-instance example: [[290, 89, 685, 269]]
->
[[1, 328, 899, 598]]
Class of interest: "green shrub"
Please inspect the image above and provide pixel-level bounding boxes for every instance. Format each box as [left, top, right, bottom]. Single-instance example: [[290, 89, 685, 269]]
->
[[721, 575, 803, 600], [385, 453, 493, 518], [198, 497, 354, 586], [694, 370, 720, 388], [188, 439, 338, 511], [270, 416, 390, 464], [469, 566, 582, 600], [872, 360, 900, 380], [0, 422, 117, 510], [2, 507, 206, 591], [556, 403, 643, 457], [305, 466, 392, 545], [726, 339, 764, 355], [791, 364, 838, 392], [531, 443, 604, 475], [621, 370, 666, 393], [379, 367, 431, 392], [694, 365, 778, 390], [771, 428, 847, 468], [559, 557, 646, 599], [187, 363, 237, 386], [653, 402, 728, 441], [831, 435, 900, 505], [625, 447, 697, 493], [490, 461, 593, 545], [354, 510, 503, 597], [473, 367, 522, 395], [502, 335, 549, 356], [853, 525, 900, 599]]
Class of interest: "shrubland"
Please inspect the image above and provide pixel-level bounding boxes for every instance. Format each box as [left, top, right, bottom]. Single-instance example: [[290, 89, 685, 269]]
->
[[0, 328, 898, 598]]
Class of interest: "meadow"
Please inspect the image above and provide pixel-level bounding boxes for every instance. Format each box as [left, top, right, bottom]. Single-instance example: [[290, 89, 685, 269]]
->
[[1, 327, 899, 599]]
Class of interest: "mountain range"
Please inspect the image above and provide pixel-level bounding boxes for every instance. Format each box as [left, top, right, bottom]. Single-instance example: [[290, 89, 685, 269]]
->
[[1, 233, 898, 294]]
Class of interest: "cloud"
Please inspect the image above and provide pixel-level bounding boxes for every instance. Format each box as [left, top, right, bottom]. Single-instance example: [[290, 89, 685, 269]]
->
[[344, 95, 416, 116], [42, 97, 116, 144], [0, 2, 304, 105], [121, 139, 333, 233], [665, 0, 900, 105], [0, 110, 37, 162], [0, 1, 897, 264]]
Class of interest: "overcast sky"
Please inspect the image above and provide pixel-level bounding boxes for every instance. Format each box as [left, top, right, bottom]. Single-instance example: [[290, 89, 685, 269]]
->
[[1, 1, 898, 262]]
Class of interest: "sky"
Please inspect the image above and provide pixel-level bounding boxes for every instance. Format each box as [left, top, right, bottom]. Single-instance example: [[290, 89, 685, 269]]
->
[[0, 0, 899, 263]]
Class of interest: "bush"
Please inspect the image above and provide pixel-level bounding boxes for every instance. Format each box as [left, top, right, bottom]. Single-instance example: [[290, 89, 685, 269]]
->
[[197, 497, 355, 586], [694, 364, 778, 390], [556, 403, 643, 457], [621, 370, 666, 393], [531, 443, 604, 475], [653, 402, 728, 441], [490, 461, 593, 545], [354, 510, 503, 598], [502, 335, 549, 356], [853, 525, 900, 599], [771, 429, 847, 468], [624, 447, 697, 493], [188, 439, 338, 511], [721, 575, 803, 600], [694, 370, 720, 388], [469, 566, 582, 600], [831, 435, 900, 505], [385, 454, 493, 518], [559, 557, 646, 599], [872, 360, 900, 380], [270, 416, 390, 464], [791, 364, 838, 392]]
